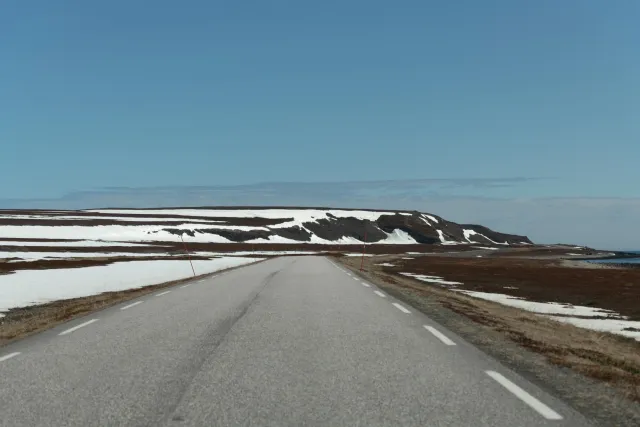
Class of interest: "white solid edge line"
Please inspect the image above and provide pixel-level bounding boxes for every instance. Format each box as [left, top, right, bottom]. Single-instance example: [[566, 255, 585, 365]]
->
[[423, 325, 456, 346], [121, 301, 143, 310], [392, 303, 411, 314], [485, 371, 563, 420], [155, 291, 171, 297], [59, 319, 99, 336], [374, 291, 386, 298], [0, 352, 21, 362]]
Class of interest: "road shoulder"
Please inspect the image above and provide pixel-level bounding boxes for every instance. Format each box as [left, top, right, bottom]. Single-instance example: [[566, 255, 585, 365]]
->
[[335, 256, 640, 427]]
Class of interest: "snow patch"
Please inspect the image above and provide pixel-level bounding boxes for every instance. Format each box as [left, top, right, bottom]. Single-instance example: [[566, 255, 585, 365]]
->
[[437, 230, 458, 245], [91, 208, 409, 223], [0, 251, 172, 260], [0, 225, 234, 243], [0, 214, 225, 223], [456, 290, 621, 318], [423, 214, 439, 224], [0, 257, 261, 315], [545, 316, 640, 341], [244, 235, 301, 244], [463, 229, 508, 245], [381, 229, 418, 244], [400, 272, 462, 286], [0, 240, 162, 247]]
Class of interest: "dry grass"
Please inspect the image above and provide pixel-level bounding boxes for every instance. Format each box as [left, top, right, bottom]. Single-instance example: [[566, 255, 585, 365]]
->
[[337, 256, 640, 404]]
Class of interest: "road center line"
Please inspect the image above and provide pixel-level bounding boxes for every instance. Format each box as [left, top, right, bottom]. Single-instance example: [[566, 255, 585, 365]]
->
[[120, 301, 143, 310], [392, 303, 411, 314], [374, 291, 386, 298], [0, 352, 21, 362], [59, 319, 99, 336], [485, 371, 563, 420], [155, 291, 171, 297], [423, 326, 456, 346]]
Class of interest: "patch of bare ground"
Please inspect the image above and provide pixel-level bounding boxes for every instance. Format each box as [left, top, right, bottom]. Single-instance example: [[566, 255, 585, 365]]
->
[[385, 256, 640, 320], [0, 259, 265, 347], [336, 255, 640, 426]]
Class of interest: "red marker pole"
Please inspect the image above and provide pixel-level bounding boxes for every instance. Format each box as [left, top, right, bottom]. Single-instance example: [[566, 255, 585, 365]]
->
[[360, 230, 367, 271], [180, 235, 196, 277]]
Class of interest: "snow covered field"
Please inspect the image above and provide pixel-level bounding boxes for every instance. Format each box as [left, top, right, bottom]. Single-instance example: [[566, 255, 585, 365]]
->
[[0, 251, 170, 261], [0, 257, 260, 317], [0, 240, 162, 247]]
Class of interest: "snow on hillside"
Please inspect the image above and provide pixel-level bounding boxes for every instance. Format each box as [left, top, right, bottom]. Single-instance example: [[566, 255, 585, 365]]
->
[[463, 229, 506, 245], [0, 208, 531, 246], [0, 209, 412, 244], [0, 225, 236, 243], [436, 230, 457, 245], [381, 229, 418, 244], [88, 208, 410, 222]]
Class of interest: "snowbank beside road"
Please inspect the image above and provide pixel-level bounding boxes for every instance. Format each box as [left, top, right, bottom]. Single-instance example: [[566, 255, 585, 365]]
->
[[0, 257, 260, 316]]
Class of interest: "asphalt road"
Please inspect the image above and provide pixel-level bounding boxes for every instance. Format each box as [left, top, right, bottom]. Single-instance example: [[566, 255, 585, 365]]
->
[[0, 256, 593, 426]]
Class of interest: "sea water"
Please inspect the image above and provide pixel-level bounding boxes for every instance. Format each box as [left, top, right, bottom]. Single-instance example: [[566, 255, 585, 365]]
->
[[589, 251, 640, 265]]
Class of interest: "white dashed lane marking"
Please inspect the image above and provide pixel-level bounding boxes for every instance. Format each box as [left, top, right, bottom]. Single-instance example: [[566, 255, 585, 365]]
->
[[155, 291, 171, 297], [59, 319, 99, 336], [120, 301, 143, 311], [392, 303, 411, 314], [485, 371, 563, 420], [0, 352, 21, 363], [374, 291, 386, 298], [423, 326, 456, 346]]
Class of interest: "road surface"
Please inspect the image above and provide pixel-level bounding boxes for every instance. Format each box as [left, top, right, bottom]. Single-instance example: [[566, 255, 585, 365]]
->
[[0, 256, 593, 426]]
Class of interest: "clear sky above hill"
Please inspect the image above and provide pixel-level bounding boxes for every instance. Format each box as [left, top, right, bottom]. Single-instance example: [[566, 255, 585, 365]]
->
[[1, 1, 638, 248]]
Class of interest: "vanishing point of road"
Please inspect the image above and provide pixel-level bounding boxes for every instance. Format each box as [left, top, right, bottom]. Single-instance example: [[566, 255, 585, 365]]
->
[[0, 257, 593, 426]]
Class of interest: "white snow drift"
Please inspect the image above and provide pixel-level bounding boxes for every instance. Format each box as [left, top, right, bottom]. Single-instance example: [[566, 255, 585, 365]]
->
[[0, 257, 261, 316]]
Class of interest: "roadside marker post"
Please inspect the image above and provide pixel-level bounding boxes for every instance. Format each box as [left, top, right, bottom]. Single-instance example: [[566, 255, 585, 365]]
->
[[180, 234, 196, 277], [360, 230, 367, 271]]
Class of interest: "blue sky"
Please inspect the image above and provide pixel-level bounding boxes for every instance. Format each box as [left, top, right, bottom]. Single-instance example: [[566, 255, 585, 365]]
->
[[1, 1, 639, 248]]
